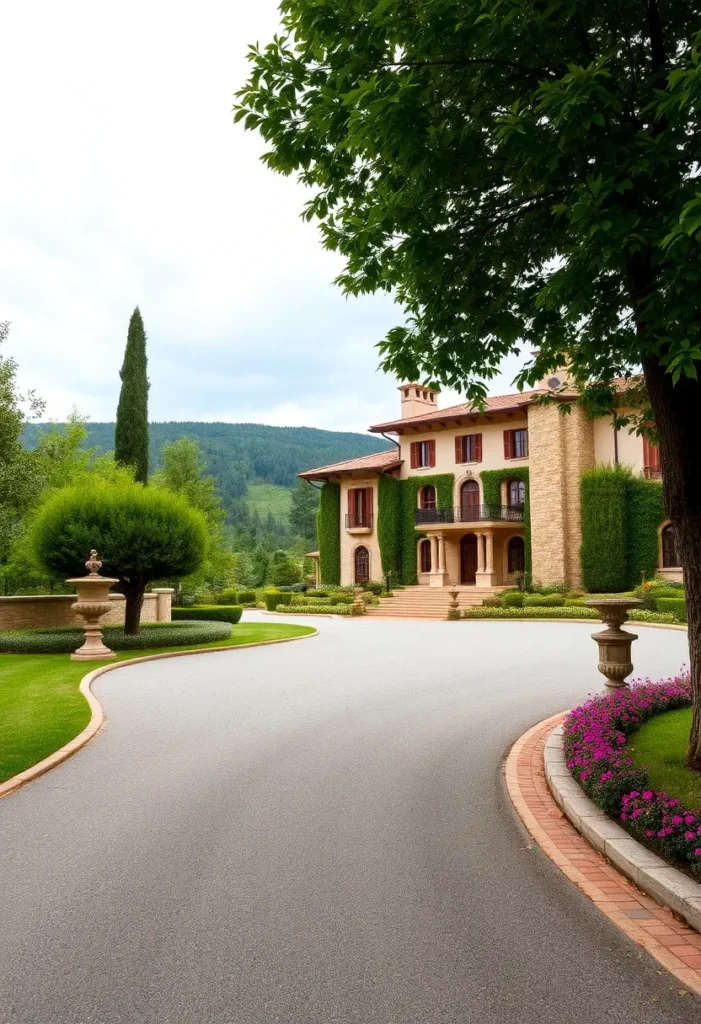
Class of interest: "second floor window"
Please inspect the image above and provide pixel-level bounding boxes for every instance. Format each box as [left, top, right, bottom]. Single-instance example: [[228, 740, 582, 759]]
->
[[420, 485, 437, 510], [410, 439, 436, 469], [348, 487, 373, 527], [508, 480, 526, 508], [504, 428, 528, 460], [455, 433, 482, 464]]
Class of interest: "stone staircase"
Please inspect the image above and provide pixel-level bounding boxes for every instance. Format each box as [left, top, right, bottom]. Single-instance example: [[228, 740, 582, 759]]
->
[[365, 585, 498, 620]]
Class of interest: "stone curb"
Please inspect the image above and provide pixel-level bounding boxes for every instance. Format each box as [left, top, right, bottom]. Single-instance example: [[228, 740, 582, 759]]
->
[[545, 724, 701, 934], [260, 610, 347, 620], [464, 617, 687, 630], [0, 628, 319, 802]]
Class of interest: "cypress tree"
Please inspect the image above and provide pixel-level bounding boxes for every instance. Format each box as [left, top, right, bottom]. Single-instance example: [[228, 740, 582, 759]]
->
[[115, 307, 149, 484]]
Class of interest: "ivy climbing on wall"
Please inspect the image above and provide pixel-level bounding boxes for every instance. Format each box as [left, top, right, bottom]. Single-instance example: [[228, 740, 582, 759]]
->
[[377, 474, 402, 576], [399, 474, 454, 584], [317, 482, 341, 585], [480, 467, 532, 580]]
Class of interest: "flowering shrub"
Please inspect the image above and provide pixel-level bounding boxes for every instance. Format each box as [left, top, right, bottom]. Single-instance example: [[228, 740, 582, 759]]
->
[[562, 674, 701, 873]]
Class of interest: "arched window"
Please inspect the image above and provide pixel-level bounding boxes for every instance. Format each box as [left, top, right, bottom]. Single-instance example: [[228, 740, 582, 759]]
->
[[661, 524, 679, 568], [419, 539, 432, 574], [460, 480, 480, 519], [354, 546, 370, 583], [508, 537, 526, 575], [420, 485, 437, 510], [508, 480, 526, 508]]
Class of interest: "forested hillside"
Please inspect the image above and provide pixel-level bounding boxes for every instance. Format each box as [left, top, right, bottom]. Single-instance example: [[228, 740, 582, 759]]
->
[[23, 421, 392, 507]]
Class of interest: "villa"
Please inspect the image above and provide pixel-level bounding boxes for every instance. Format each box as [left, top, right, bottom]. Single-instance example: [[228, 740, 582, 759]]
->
[[300, 377, 679, 597]]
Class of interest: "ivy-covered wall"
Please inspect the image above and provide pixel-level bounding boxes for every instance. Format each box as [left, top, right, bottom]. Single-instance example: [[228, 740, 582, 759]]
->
[[480, 467, 532, 579], [317, 482, 341, 585], [580, 466, 666, 591], [399, 474, 454, 584], [580, 466, 629, 592], [377, 474, 402, 576]]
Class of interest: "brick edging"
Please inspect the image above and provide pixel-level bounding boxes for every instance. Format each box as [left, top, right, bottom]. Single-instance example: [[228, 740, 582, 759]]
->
[[0, 629, 319, 802], [505, 717, 701, 995], [544, 723, 701, 933]]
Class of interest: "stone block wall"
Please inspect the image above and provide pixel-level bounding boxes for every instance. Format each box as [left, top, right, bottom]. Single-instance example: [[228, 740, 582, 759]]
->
[[528, 403, 595, 587], [0, 589, 173, 631]]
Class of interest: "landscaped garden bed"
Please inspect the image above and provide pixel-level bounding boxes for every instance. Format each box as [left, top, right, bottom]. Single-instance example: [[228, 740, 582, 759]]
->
[[0, 620, 235, 654], [562, 673, 701, 875], [0, 622, 316, 785]]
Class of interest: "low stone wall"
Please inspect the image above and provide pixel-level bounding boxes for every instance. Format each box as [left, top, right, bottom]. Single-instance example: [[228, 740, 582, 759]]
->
[[0, 589, 173, 631]]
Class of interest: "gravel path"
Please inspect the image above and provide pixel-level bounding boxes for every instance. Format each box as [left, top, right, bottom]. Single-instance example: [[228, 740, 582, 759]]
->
[[0, 615, 695, 1023]]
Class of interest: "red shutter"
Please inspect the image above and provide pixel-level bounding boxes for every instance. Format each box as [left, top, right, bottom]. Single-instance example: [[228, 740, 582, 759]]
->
[[348, 488, 357, 517], [475, 434, 483, 463], [365, 487, 373, 520], [643, 436, 660, 471], [410, 442, 418, 469], [504, 430, 513, 459], [428, 439, 436, 467], [455, 435, 464, 464]]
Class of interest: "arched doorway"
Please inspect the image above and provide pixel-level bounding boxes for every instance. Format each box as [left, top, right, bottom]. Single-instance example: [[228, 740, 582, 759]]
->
[[460, 480, 480, 521], [460, 534, 478, 584], [661, 524, 679, 568], [354, 545, 370, 584], [419, 538, 432, 574]]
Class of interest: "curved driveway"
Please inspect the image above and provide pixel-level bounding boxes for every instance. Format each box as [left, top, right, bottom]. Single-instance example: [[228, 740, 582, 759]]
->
[[0, 616, 695, 1023]]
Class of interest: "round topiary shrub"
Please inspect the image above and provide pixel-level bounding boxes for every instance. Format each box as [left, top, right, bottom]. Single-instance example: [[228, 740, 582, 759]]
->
[[0, 620, 232, 654], [31, 482, 207, 635]]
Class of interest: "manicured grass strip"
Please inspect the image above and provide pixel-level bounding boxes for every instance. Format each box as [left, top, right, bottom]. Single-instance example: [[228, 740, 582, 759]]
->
[[628, 707, 701, 810], [0, 623, 314, 785]]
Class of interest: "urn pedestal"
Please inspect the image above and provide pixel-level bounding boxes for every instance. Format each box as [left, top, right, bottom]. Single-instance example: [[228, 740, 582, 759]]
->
[[67, 551, 119, 661], [585, 599, 643, 691]]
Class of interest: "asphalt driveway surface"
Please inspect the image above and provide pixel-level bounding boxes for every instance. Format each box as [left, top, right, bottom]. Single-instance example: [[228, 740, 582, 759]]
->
[[0, 616, 695, 1023]]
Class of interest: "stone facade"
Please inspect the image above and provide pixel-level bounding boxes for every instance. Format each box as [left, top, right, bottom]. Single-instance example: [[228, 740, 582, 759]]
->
[[301, 380, 663, 589], [0, 589, 173, 631]]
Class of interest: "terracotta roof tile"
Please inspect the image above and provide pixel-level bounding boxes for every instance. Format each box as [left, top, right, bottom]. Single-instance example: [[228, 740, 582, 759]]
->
[[368, 389, 541, 432], [298, 449, 402, 481]]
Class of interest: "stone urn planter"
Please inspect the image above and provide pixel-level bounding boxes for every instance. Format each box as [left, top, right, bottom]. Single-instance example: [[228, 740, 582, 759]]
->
[[352, 587, 365, 613], [66, 551, 119, 661], [585, 598, 643, 690]]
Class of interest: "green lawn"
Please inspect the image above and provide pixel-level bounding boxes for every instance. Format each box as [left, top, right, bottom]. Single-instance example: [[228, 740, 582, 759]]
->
[[245, 482, 293, 520], [628, 707, 701, 810], [0, 622, 315, 785]]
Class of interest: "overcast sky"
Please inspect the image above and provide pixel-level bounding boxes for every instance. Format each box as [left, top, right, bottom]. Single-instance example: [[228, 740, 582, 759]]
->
[[2, 0, 525, 435]]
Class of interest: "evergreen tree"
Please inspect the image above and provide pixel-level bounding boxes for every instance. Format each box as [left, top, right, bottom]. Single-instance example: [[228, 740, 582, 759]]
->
[[115, 307, 149, 484], [289, 481, 320, 544]]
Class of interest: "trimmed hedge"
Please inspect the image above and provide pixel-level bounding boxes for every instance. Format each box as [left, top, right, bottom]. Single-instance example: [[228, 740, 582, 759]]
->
[[399, 474, 454, 584], [627, 477, 666, 586], [580, 467, 666, 592], [0, 620, 233, 654], [461, 606, 676, 624], [216, 588, 238, 605], [524, 593, 565, 607], [580, 465, 629, 592], [480, 467, 531, 580], [235, 590, 257, 605], [464, 605, 599, 620], [317, 482, 341, 585], [377, 474, 402, 576], [264, 591, 293, 611], [503, 591, 524, 608], [275, 602, 359, 616], [656, 597, 687, 622], [172, 606, 243, 624]]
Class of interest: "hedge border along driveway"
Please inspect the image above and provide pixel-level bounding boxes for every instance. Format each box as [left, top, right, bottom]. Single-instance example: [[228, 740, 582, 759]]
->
[[0, 622, 317, 790]]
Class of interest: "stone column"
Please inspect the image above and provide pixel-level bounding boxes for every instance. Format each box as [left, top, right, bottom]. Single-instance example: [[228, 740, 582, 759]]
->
[[431, 536, 439, 574], [486, 532, 494, 574], [475, 531, 497, 588], [430, 533, 449, 587], [153, 588, 175, 623], [476, 533, 485, 574]]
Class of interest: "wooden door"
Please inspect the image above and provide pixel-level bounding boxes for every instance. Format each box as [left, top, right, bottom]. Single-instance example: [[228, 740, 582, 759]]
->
[[460, 535, 478, 584], [354, 546, 370, 583], [460, 480, 480, 521]]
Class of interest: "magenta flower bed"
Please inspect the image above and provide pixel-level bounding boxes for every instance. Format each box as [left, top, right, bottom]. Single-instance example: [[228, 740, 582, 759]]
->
[[562, 673, 701, 874]]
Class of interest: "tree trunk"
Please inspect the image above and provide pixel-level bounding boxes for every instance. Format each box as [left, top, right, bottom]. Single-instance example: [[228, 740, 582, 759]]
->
[[642, 357, 701, 767], [123, 587, 145, 636]]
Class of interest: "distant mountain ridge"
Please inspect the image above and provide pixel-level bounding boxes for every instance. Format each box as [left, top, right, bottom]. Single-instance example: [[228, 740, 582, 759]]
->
[[23, 421, 393, 505]]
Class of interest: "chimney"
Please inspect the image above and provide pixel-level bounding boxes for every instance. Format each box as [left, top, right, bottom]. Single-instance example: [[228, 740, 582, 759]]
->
[[398, 383, 439, 419]]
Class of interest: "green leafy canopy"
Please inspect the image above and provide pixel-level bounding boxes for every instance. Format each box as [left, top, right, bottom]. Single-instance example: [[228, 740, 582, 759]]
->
[[236, 1, 701, 407]]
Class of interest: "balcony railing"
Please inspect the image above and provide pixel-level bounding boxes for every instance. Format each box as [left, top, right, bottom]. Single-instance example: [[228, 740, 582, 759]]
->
[[643, 467, 662, 481], [346, 513, 374, 529], [415, 504, 525, 526]]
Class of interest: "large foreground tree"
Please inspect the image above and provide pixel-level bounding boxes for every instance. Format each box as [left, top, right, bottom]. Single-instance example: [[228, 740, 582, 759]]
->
[[237, 1, 701, 763], [115, 307, 149, 484]]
